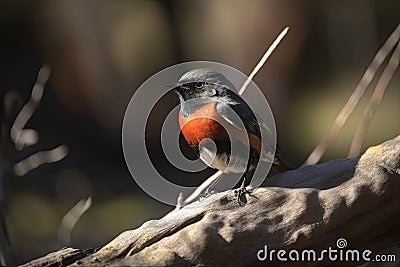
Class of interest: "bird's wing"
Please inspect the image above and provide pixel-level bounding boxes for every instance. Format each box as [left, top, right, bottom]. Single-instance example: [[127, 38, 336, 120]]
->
[[215, 91, 276, 162]]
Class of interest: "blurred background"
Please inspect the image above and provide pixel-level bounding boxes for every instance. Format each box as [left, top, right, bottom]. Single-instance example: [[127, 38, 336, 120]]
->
[[0, 0, 399, 264]]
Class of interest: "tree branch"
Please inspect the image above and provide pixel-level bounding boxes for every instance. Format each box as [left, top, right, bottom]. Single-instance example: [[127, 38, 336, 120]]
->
[[22, 134, 400, 266]]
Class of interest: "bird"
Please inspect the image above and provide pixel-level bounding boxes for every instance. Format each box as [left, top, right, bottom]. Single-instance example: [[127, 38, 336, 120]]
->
[[171, 68, 290, 205]]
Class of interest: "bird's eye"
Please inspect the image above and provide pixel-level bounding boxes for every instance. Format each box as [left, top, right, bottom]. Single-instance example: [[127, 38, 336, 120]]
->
[[194, 82, 204, 89]]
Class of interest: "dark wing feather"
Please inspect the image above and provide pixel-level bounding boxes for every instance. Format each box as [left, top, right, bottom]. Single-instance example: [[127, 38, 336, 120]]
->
[[215, 89, 276, 162]]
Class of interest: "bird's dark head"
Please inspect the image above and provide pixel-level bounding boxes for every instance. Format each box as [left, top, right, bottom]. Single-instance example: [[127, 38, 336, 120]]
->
[[171, 68, 236, 102]]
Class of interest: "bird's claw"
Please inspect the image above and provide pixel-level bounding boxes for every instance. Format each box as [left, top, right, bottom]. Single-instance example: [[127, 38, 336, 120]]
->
[[198, 189, 217, 202], [234, 186, 250, 206]]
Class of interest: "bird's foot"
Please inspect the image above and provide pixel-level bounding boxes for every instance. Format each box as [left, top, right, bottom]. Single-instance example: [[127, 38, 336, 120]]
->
[[234, 184, 250, 206], [199, 188, 217, 202]]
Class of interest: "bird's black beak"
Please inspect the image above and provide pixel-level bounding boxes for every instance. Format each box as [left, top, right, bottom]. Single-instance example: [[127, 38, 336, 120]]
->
[[166, 83, 184, 98]]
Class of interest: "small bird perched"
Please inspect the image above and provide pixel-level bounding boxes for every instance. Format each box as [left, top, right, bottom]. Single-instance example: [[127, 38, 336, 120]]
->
[[171, 68, 290, 204]]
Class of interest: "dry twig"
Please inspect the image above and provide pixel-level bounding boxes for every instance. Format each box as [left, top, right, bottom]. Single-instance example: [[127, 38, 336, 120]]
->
[[348, 40, 400, 156], [304, 23, 400, 165], [58, 197, 93, 245], [0, 66, 70, 266]]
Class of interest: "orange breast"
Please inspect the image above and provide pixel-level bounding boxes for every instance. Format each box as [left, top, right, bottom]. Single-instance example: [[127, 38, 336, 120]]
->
[[179, 102, 262, 154], [178, 103, 228, 147]]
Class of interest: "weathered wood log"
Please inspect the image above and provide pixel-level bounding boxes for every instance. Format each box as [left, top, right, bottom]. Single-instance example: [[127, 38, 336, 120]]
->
[[20, 248, 95, 267], [22, 134, 400, 266]]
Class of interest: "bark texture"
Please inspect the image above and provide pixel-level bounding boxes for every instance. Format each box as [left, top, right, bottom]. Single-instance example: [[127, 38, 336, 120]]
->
[[22, 135, 400, 266]]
